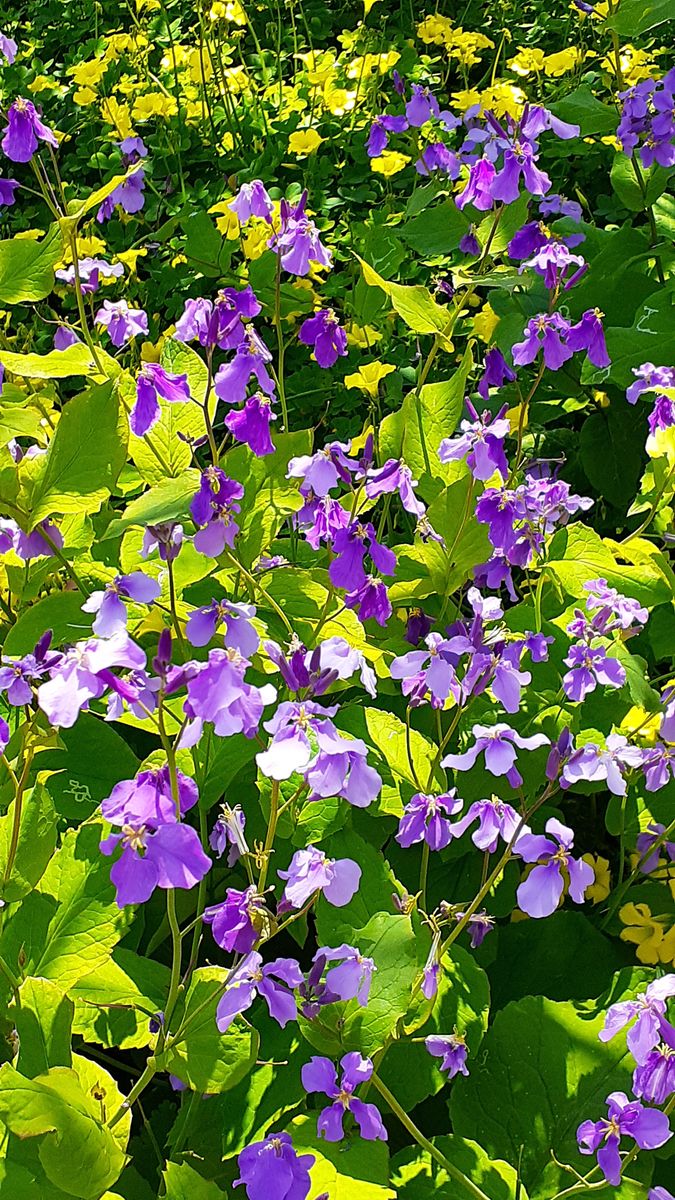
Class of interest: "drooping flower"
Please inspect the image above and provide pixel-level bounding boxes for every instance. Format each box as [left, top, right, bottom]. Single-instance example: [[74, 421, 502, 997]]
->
[[425, 1033, 469, 1079], [214, 329, 276, 405], [142, 521, 183, 563], [598, 976, 675, 1064], [298, 309, 348, 368], [516, 818, 595, 918], [234, 1132, 314, 1200], [81, 571, 161, 636], [442, 723, 549, 789], [577, 1092, 672, 1186], [190, 468, 245, 557], [278, 845, 361, 909], [175, 288, 261, 349], [270, 192, 332, 276], [365, 459, 426, 517], [2, 97, 58, 162], [301, 1053, 387, 1142], [94, 299, 148, 347], [97, 163, 145, 222], [225, 392, 276, 456], [130, 363, 190, 436], [632, 1043, 675, 1105], [0, 177, 19, 206], [512, 312, 573, 371], [203, 886, 271, 954], [396, 790, 463, 850], [215, 952, 303, 1030], [229, 180, 274, 225]]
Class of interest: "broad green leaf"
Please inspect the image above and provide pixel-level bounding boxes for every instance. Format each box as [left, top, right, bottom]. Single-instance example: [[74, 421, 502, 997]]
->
[[0, 400, 44, 445], [161, 337, 210, 405], [222, 430, 312, 567], [450, 996, 633, 1196], [0, 783, 57, 904], [579, 401, 646, 508], [30, 823, 129, 988], [102, 470, 199, 540], [338, 705, 441, 815], [606, 0, 674, 35], [392, 1135, 525, 1200], [380, 944, 490, 1110], [610, 154, 671, 212], [315, 828, 398, 945], [19, 382, 128, 529], [15, 978, 73, 1078], [356, 256, 452, 338], [399, 199, 470, 257], [126, 367, 203, 485], [551, 86, 617, 136], [0, 225, 62, 304], [0, 342, 118, 381], [291, 1114, 396, 1199], [71, 948, 170, 1050], [388, 474, 489, 605], [341, 912, 418, 1056], [583, 290, 675, 387], [545, 524, 672, 606], [162, 1161, 226, 1199], [165, 966, 259, 1093], [36, 713, 139, 820], [182, 210, 233, 278], [3, 590, 94, 655], [0, 1061, 128, 1200]]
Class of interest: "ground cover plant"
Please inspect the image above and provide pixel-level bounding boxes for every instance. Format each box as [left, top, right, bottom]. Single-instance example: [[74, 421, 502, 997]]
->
[[0, 0, 674, 1196]]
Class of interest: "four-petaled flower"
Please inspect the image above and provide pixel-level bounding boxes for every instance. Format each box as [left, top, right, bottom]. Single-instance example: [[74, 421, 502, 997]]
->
[[301, 1053, 388, 1141]]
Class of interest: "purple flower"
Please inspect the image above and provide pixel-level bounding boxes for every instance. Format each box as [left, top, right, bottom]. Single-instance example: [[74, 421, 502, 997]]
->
[[175, 288, 261, 350], [350, 576, 395, 627], [617, 72, 675, 170], [53, 326, 79, 350], [210, 804, 248, 865], [0, 34, 17, 64], [627, 363, 675, 406], [396, 790, 463, 850], [130, 363, 190, 437], [215, 952, 303, 1031], [94, 300, 148, 347], [299, 309, 348, 369], [425, 1033, 469, 1079], [0, 634, 56, 707], [584, 577, 649, 632], [416, 142, 460, 178], [270, 193, 332, 276], [439, 404, 510, 481], [523, 241, 585, 291], [406, 85, 441, 127], [516, 818, 594, 918], [456, 158, 496, 211], [566, 308, 610, 369], [0, 178, 19, 206], [2, 97, 58, 162], [562, 643, 626, 702], [190, 468, 244, 557], [142, 521, 183, 563], [234, 1132, 314, 1200], [512, 313, 573, 371], [561, 733, 643, 797], [329, 522, 396, 592], [203, 886, 269, 954], [0, 717, 9, 755], [215, 328, 275, 405], [226, 392, 276, 456], [365, 459, 426, 517], [101, 765, 198, 827], [13, 519, 63, 562], [81, 571, 161, 636], [491, 143, 551, 205], [632, 1043, 675, 1105], [319, 943, 375, 1005], [229, 180, 274, 224], [100, 821, 210, 907], [367, 114, 409, 156], [477, 348, 516, 402], [37, 630, 146, 728], [577, 1092, 672, 1186], [455, 909, 495, 948], [599, 976, 675, 1064], [97, 166, 145, 222], [186, 598, 258, 656], [278, 845, 361, 909], [450, 796, 526, 853], [540, 193, 583, 221], [405, 607, 433, 646], [185, 647, 275, 740], [459, 226, 481, 256], [635, 823, 675, 872], [302, 1054, 387, 1142], [442, 722, 549, 789], [55, 256, 124, 295]]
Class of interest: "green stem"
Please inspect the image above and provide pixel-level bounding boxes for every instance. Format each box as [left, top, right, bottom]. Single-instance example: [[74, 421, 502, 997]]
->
[[223, 550, 293, 635], [2, 747, 35, 893], [370, 1074, 492, 1200], [108, 1056, 158, 1129], [258, 779, 279, 891], [419, 841, 430, 911], [273, 254, 289, 432]]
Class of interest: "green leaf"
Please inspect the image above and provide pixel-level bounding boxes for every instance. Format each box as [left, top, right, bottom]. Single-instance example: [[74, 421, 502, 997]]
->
[[71, 948, 170, 1050], [102, 470, 200, 540], [551, 86, 617, 136], [337, 705, 441, 815], [182, 211, 233, 278], [0, 342, 118, 381], [0, 226, 62, 304], [342, 912, 418, 1056], [610, 154, 671, 212], [606, 0, 674, 35], [545, 525, 672, 606], [315, 829, 398, 945], [15, 978, 73, 1078], [450, 996, 633, 1196], [3, 590, 94, 655], [579, 402, 646, 508], [290, 1114, 396, 1199], [399, 200, 470, 257], [36, 713, 139, 820], [0, 1061, 128, 1200], [222, 430, 312, 567], [165, 967, 259, 1093], [28, 823, 128, 988], [356, 256, 451, 337], [583, 290, 675, 388], [18, 382, 128, 529], [162, 1161, 226, 1199], [0, 783, 57, 904], [392, 1135, 525, 1200], [161, 337, 210, 406]]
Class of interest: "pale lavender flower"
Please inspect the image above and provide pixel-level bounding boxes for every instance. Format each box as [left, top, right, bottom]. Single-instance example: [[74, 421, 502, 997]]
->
[[599, 976, 675, 1064], [396, 790, 463, 850], [425, 1033, 469, 1079], [186, 598, 259, 657], [442, 722, 549, 789], [278, 845, 361, 909], [37, 631, 146, 728], [100, 821, 210, 907], [561, 734, 643, 796], [94, 299, 148, 347], [203, 886, 269, 954], [449, 796, 526, 853], [81, 571, 161, 637], [229, 180, 274, 224], [516, 818, 594, 918], [319, 944, 375, 1006]]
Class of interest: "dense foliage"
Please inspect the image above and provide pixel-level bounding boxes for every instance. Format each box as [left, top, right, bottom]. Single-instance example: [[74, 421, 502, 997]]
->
[[0, 1, 674, 1197]]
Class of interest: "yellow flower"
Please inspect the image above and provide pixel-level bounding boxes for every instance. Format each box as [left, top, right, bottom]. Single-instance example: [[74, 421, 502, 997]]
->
[[242, 218, 274, 260], [69, 59, 108, 87], [288, 128, 324, 156], [73, 86, 99, 107], [345, 362, 396, 397], [602, 45, 658, 86], [363, 0, 381, 13], [447, 31, 494, 69], [544, 48, 582, 76], [346, 323, 382, 349], [132, 92, 178, 120], [345, 51, 400, 80], [323, 81, 357, 116], [417, 14, 455, 46], [297, 50, 338, 86], [77, 235, 107, 258], [472, 303, 499, 342], [171, 252, 187, 267], [100, 96, 135, 138], [620, 902, 675, 965], [223, 66, 251, 96], [210, 0, 246, 25], [115, 248, 147, 275], [209, 200, 241, 240], [480, 82, 527, 119], [619, 705, 661, 745], [507, 47, 546, 77], [452, 87, 481, 112], [102, 32, 147, 62], [28, 75, 62, 94], [583, 854, 611, 904], [370, 150, 410, 177]]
